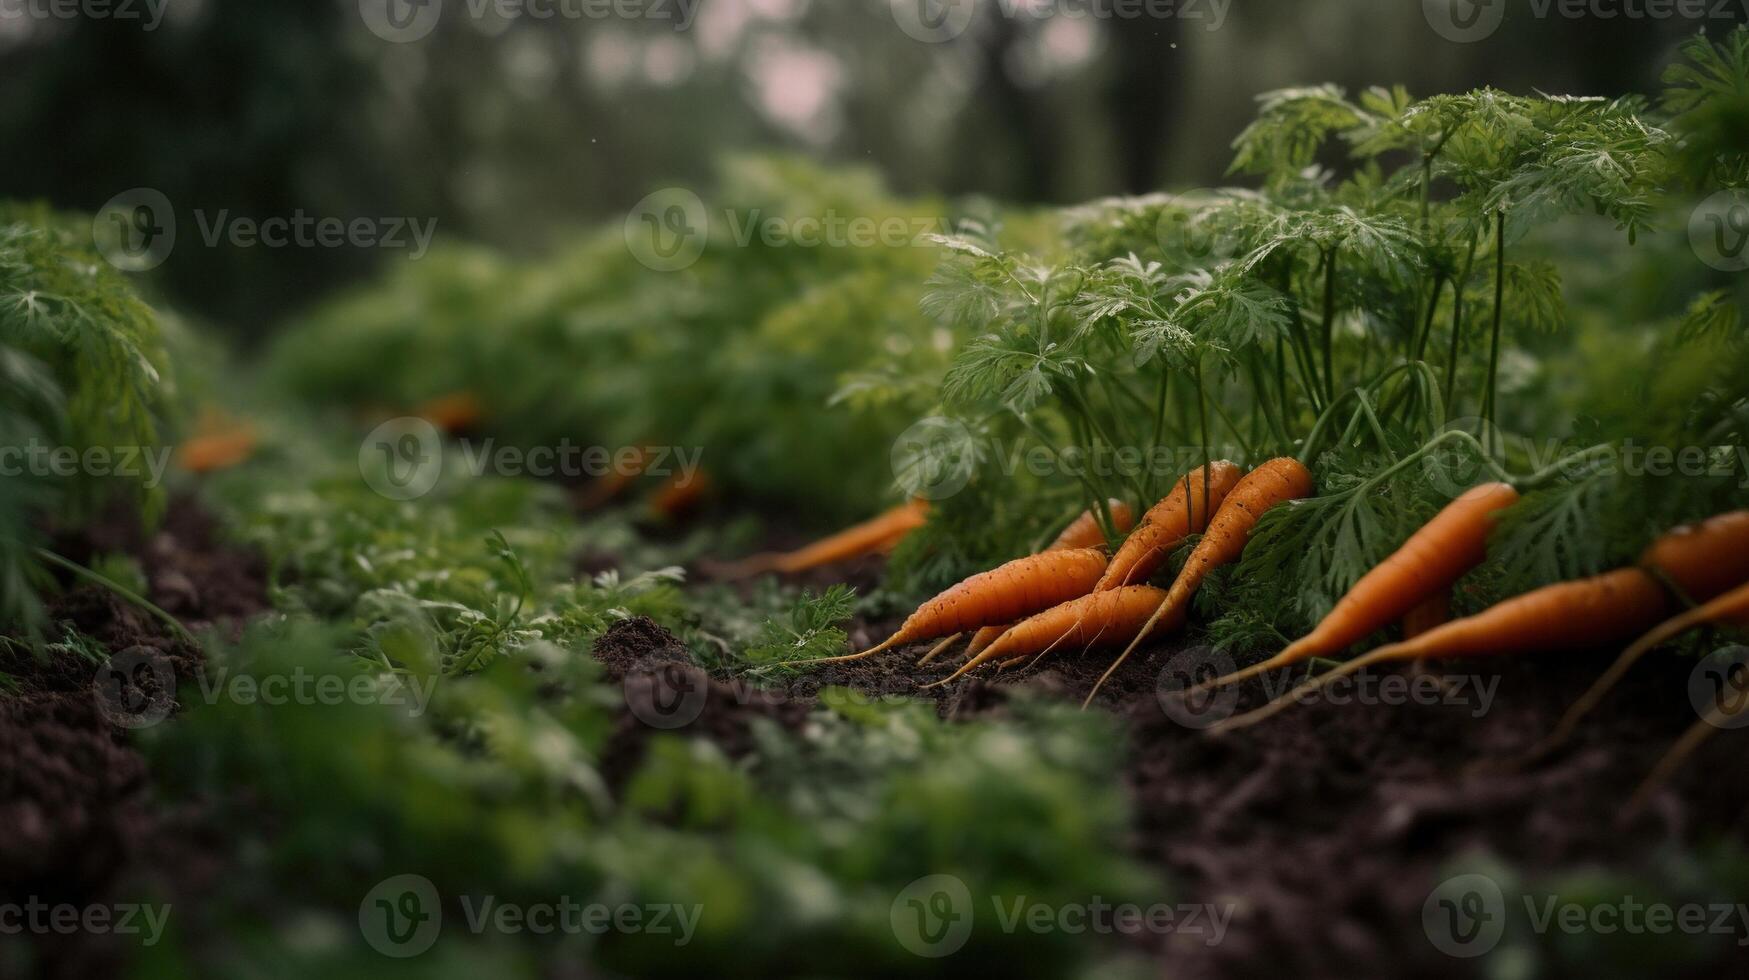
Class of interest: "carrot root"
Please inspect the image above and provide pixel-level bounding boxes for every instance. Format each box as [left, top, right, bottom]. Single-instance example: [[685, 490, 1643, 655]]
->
[[1207, 645, 1401, 734], [917, 633, 963, 665], [1625, 701, 1743, 817]]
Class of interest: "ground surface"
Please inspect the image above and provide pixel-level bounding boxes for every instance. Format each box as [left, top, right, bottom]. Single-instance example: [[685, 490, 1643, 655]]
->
[[6, 514, 1747, 977], [2, 498, 267, 979], [601, 610, 1749, 978]]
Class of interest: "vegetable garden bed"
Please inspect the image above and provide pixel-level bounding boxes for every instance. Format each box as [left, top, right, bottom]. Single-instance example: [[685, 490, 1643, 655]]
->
[[5, 28, 1749, 980]]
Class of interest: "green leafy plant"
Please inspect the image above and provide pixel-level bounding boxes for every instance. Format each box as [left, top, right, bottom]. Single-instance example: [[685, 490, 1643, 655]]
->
[[0, 204, 177, 638]]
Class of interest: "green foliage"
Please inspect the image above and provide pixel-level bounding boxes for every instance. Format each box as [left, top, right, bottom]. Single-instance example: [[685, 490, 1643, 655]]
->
[[270, 157, 955, 527], [920, 34, 1749, 642], [0, 204, 177, 638], [1662, 27, 1749, 187], [143, 618, 1155, 977], [739, 584, 858, 667]]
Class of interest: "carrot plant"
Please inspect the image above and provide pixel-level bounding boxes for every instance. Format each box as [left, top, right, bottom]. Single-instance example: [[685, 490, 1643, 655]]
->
[[0, 204, 178, 638], [900, 29, 1749, 648], [272, 157, 955, 526]]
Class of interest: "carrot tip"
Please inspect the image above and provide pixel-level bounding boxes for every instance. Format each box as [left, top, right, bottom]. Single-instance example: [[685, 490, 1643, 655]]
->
[[916, 633, 963, 666]]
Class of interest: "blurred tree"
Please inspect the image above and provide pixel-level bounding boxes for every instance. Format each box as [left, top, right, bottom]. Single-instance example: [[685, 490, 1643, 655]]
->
[[0, 0, 1735, 333]]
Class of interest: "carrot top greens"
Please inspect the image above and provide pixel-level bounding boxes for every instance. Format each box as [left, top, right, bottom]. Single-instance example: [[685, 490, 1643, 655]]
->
[[888, 29, 1749, 639]]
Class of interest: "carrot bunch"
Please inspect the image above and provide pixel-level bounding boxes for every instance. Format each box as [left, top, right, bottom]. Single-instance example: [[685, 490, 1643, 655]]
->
[[953, 499, 1137, 662], [1081, 458, 1313, 704], [1208, 508, 1749, 734], [818, 545, 1112, 664], [931, 461, 1278, 686], [1183, 481, 1522, 699], [797, 459, 1317, 700], [1507, 514, 1749, 771]]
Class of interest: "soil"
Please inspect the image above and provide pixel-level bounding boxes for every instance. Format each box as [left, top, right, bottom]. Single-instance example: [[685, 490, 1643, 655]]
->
[[594, 610, 1749, 978], [10, 496, 1746, 977], [2, 495, 268, 980]]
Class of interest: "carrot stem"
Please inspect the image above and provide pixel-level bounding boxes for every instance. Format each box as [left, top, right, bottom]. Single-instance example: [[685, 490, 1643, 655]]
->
[[1320, 248, 1338, 405], [1443, 233, 1479, 406], [1482, 210, 1506, 447]]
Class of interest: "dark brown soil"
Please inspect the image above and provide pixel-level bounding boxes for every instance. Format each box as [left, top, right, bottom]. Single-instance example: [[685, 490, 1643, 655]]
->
[[3, 496, 267, 980], [48, 493, 269, 630], [593, 618, 811, 792], [594, 612, 1749, 978]]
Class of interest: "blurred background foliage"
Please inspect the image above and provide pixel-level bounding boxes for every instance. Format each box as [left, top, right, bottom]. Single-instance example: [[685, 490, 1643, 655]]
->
[[2, 0, 1741, 331]]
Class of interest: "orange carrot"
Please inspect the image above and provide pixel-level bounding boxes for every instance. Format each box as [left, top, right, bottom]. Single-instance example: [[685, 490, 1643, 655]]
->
[[415, 391, 484, 434], [647, 468, 711, 520], [965, 500, 1139, 658], [1087, 457, 1315, 706], [1052, 499, 1137, 552], [929, 586, 1175, 686], [1096, 462, 1244, 591], [1402, 592, 1452, 639], [810, 547, 1111, 663], [1637, 509, 1749, 602], [176, 423, 258, 474], [577, 446, 654, 510], [1187, 481, 1520, 698], [963, 626, 1005, 659], [1522, 578, 1749, 767], [717, 499, 929, 579], [1211, 568, 1672, 733]]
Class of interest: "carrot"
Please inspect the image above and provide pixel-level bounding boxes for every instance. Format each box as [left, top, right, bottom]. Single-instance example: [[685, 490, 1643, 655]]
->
[[647, 468, 711, 520], [577, 446, 654, 510], [1517, 579, 1749, 768], [1185, 481, 1521, 698], [1096, 463, 1243, 591], [1086, 457, 1315, 707], [963, 626, 1005, 659], [1637, 509, 1749, 602], [176, 410, 260, 475], [177, 428, 258, 473], [1211, 568, 1672, 733], [809, 547, 1110, 663], [927, 586, 1174, 686], [415, 391, 484, 434], [1402, 591, 1452, 639], [1052, 499, 1136, 552], [715, 499, 929, 580], [963, 499, 1139, 659]]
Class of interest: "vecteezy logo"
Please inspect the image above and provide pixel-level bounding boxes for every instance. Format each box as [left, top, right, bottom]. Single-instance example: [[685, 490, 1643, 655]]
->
[[360, 0, 443, 43], [1690, 645, 1749, 730], [93, 189, 175, 272], [1422, 0, 1504, 43], [1689, 190, 1749, 273], [93, 645, 177, 729], [890, 416, 978, 501], [359, 874, 441, 957], [1422, 873, 1505, 957], [624, 188, 708, 272], [890, 874, 973, 957], [890, 0, 976, 43], [359, 417, 443, 500], [1156, 646, 1240, 728], [624, 663, 709, 730]]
